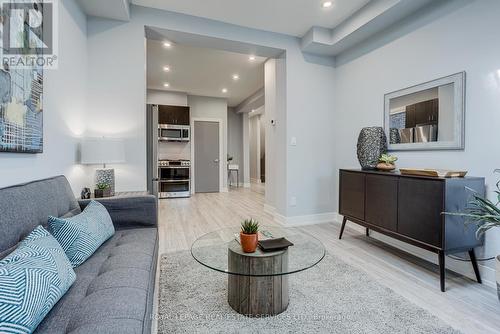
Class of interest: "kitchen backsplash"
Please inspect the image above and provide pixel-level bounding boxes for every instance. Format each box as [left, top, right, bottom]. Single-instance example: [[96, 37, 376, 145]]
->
[[158, 142, 191, 160]]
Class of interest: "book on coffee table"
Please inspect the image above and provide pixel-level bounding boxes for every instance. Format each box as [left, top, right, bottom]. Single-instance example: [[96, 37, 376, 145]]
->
[[258, 238, 294, 252]]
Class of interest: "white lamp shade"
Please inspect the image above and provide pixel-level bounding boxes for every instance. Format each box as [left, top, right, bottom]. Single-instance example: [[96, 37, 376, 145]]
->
[[80, 138, 125, 165]]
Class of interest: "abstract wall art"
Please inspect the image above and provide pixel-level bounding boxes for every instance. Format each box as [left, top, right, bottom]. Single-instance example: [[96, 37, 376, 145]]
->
[[0, 65, 43, 153]]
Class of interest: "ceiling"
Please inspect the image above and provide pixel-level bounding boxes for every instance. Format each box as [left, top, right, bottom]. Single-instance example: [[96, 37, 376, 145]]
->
[[133, 0, 371, 37], [147, 40, 266, 106], [79, 0, 442, 58]]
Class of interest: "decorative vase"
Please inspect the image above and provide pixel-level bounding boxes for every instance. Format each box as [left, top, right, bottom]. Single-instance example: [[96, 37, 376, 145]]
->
[[496, 255, 500, 301], [357, 127, 388, 169], [95, 168, 115, 196], [240, 232, 258, 253], [376, 162, 396, 171], [94, 188, 111, 198], [389, 128, 401, 144]]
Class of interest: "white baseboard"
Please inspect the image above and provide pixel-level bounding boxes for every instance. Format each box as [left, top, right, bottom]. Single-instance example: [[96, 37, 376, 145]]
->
[[250, 178, 261, 184], [243, 182, 251, 188], [332, 213, 497, 289], [221, 187, 228, 193], [275, 212, 337, 227]]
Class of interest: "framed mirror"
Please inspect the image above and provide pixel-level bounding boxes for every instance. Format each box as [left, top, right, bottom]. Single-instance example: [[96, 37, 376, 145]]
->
[[384, 72, 465, 151]]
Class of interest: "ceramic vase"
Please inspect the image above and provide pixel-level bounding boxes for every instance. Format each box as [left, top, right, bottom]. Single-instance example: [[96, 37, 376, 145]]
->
[[389, 128, 401, 144], [357, 127, 388, 169]]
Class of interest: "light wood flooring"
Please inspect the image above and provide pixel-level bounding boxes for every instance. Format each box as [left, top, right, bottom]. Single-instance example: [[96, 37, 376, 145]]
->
[[156, 187, 500, 334]]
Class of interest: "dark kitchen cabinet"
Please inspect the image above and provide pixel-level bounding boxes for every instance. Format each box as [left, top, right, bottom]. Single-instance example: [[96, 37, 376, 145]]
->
[[158, 105, 190, 125], [405, 98, 439, 127], [338, 169, 485, 292], [405, 104, 416, 128]]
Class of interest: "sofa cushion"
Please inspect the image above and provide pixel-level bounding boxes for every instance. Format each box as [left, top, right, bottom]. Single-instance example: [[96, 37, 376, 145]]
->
[[48, 201, 115, 267], [0, 176, 81, 255], [0, 226, 76, 334], [34, 227, 158, 334]]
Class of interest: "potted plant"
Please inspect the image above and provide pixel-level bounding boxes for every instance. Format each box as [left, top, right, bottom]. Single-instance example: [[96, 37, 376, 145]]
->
[[94, 183, 111, 198], [446, 175, 500, 300], [377, 154, 398, 171], [240, 219, 259, 253]]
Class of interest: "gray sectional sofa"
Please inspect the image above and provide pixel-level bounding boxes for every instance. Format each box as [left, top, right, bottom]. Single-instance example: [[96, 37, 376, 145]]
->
[[0, 176, 158, 334]]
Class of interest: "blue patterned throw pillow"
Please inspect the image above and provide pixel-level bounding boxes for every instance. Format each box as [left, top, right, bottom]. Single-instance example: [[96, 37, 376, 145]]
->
[[48, 200, 115, 268], [0, 225, 76, 334]]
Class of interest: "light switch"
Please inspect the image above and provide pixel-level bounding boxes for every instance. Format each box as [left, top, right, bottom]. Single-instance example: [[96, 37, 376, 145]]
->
[[290, 137, 297, 146]]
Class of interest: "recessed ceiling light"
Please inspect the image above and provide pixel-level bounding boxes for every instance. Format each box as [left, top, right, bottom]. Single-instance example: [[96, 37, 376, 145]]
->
[[163, 66, 170, 72], [322, 1, 333, 8], [249, 55, 256, 61], [163, 41, 172, 48], [251, 109, 255, 113], [232, 74, 239, 80], [222, 88, 228, 93], [163, 82, 170, 87]]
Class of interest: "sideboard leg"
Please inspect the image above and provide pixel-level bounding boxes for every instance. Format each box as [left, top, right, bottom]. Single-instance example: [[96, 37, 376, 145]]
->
[[365, 228, 369, 237], [339, 217, 347, 240], [438, 250, 445, 292], [468, 249, 482, 284]]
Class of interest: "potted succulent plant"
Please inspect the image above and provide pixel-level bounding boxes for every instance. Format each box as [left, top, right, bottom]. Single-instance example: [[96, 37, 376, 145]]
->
[[377, 154, 398, 171], [446, 175, 500, 300], [94, 183, 111, 198], [240, 219, 259, 253]]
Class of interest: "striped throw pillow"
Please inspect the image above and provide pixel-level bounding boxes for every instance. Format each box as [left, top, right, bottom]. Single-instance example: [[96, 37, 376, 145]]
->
[[0, 225, 76, 334], [48, 200, 115, 267]]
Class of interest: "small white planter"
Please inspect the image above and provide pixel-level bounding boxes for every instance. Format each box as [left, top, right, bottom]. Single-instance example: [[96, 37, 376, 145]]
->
[[497, 256, 500, 301]]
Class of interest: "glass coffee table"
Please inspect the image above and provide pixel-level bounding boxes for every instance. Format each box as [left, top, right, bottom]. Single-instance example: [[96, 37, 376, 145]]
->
[[191, 226, 325, 316]]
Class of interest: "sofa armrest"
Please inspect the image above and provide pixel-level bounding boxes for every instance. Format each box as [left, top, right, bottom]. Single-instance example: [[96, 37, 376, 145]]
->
[[78, 195, 158, 229]]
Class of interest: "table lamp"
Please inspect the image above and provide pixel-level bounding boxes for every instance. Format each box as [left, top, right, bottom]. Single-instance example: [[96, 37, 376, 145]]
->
[[80, 138, 125, 196]]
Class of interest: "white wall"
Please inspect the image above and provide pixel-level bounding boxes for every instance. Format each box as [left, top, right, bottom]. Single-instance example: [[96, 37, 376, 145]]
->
[[86, 5, 336, 218], [259, 114, 266, 181], [333, 0, 500, 285], [438, 84, 454, 141], [227, 107, 243, 183], [188, 95, 228, 190], [0, 0, 88, 195], [146, 89, 188, 106], [249, 115, 259, 181]]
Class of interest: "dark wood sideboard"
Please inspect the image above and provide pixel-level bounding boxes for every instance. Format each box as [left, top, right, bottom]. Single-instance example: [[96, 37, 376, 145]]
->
[[338, 169, 485, 292]]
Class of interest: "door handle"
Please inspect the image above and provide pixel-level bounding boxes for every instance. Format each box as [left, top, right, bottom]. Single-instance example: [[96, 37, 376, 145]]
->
[[214, 159, 220, 163]]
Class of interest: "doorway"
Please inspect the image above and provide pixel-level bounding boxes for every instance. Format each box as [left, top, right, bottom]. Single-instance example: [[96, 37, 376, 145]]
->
[[192, 119, 223, 193]]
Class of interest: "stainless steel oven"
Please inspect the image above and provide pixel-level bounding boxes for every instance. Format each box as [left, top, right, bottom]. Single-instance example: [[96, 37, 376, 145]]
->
[[158, 160, 190, 198], [158, 124, 190, 142]]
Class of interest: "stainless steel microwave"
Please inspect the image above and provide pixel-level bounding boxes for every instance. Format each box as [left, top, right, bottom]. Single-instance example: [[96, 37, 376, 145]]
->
[[158, 124, 190, 142]]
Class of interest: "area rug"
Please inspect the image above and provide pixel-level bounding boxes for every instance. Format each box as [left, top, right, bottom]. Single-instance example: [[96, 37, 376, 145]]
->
[[158, 251, 460, 334]]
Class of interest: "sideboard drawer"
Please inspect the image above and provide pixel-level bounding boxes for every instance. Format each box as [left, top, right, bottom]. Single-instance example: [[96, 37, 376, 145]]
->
[[339, 171, 365, 221]]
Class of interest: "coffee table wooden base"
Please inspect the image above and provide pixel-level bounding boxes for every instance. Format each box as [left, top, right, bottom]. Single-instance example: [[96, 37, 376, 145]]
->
[[227, 243, 289, 316]]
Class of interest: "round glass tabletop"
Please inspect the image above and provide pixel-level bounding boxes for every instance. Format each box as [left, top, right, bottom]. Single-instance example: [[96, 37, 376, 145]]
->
[[191, 226, 325, 277]]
